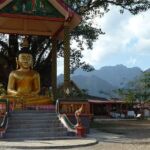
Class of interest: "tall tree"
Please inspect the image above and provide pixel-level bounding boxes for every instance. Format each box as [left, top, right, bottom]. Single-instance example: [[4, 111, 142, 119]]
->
[[116, 71, 150, 104]]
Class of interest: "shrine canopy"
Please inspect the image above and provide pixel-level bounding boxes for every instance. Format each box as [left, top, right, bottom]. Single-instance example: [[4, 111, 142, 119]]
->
[[0, 0, 81, 39]]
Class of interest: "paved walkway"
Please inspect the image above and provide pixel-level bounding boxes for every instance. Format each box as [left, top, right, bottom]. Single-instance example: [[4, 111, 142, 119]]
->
[[1, 129, 150, 150], [0, 136, 98, 149]]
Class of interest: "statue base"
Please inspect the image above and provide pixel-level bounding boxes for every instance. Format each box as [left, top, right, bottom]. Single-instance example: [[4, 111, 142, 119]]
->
[[0, 95, 53, 111]]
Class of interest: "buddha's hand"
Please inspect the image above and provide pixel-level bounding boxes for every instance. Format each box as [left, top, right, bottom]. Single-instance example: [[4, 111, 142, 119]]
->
[[15, 93, 29, 97], [13, 92, 22, 97], [30, 93, 38, 97], [22, 93, 38, 97], [15, 92, 38, 98]]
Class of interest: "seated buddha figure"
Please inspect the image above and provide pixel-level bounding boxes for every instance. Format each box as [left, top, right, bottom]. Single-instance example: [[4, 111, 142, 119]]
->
[[5, 47, 52, 107]]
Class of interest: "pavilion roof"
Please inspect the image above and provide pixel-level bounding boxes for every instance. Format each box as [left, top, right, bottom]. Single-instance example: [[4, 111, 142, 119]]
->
[[0, 0, 81, 39]]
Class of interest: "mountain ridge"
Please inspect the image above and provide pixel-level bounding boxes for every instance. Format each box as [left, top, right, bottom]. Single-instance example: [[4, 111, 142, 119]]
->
[[58, 65, 147, 98]]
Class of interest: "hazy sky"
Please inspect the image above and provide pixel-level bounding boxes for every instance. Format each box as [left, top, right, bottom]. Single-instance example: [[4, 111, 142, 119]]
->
[[58, 7, 150, 74]]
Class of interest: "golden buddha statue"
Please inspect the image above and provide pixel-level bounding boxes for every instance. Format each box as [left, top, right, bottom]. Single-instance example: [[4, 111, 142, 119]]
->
[[1, 39, 52, 108], [7, 48, 40, 97]]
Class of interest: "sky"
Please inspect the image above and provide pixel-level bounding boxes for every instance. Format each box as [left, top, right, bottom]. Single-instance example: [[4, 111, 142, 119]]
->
[[57, 6, 150, 74]]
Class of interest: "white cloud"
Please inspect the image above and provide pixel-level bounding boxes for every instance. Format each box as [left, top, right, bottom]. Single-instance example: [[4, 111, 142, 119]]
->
[[57, 7, 150, 74], [134, 39, 150, 54], [82, 7, 150, 70], [127, 12, 150, 39], [127, 57, 137, 66]]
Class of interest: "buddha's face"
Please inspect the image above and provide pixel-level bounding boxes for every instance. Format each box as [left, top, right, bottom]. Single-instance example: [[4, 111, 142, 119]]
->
[[18, 53, 33, 69]]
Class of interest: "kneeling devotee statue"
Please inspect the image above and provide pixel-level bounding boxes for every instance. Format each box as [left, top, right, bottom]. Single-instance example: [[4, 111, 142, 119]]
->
[[3, 47, 52, 108]]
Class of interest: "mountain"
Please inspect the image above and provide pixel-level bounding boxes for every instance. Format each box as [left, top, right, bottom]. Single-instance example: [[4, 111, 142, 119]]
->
[[72, 75, 117, 98], [57, 74, 117, 98], [58, 65, 145, 98], [145, 68, 150, 73], [73, 64, 142, 88]]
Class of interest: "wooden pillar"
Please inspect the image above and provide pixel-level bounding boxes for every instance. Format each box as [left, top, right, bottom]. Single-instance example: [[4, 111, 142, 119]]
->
[[51, 38, 57, 101], [63, 23, 70, 97]]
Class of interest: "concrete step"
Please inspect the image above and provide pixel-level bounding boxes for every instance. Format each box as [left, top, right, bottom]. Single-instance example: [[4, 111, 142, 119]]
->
[[4, 110, 68, 139], [7, 126, 66, 133], [8, 120, 62, 128], [9, 115, 57, 120], [12, 110, 55, 113], [9, 119, 58, 124], [12, 110, 56, 113], [8, 124, 59, 129], [10, 112, 57, 116], [10, 113, 57, 117], [9, 118, 60, 123], [5, 130, 67, 139]]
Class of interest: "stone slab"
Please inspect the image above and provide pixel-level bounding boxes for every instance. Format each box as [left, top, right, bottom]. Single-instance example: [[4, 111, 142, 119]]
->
[[0, 137, 98, 149]]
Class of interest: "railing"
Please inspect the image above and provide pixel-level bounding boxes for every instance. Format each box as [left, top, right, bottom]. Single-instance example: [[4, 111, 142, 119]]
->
[[57, 99, 91, 115], [56, 99, 92, 135], [56, 99, 76, 133], [0, 99, 9, 138]]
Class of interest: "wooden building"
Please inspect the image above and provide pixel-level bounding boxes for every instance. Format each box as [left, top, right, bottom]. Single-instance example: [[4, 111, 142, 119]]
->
[[89, 99, 130, 118]]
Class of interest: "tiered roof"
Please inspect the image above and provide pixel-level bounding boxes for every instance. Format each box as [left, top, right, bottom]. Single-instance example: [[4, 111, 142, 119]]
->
[[0, 0, 81, 39]]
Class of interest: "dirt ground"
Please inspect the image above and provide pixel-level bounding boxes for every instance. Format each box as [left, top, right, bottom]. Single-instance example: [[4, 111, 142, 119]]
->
[[71, 119, 150, 150], [93, 119, 150, 139]]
